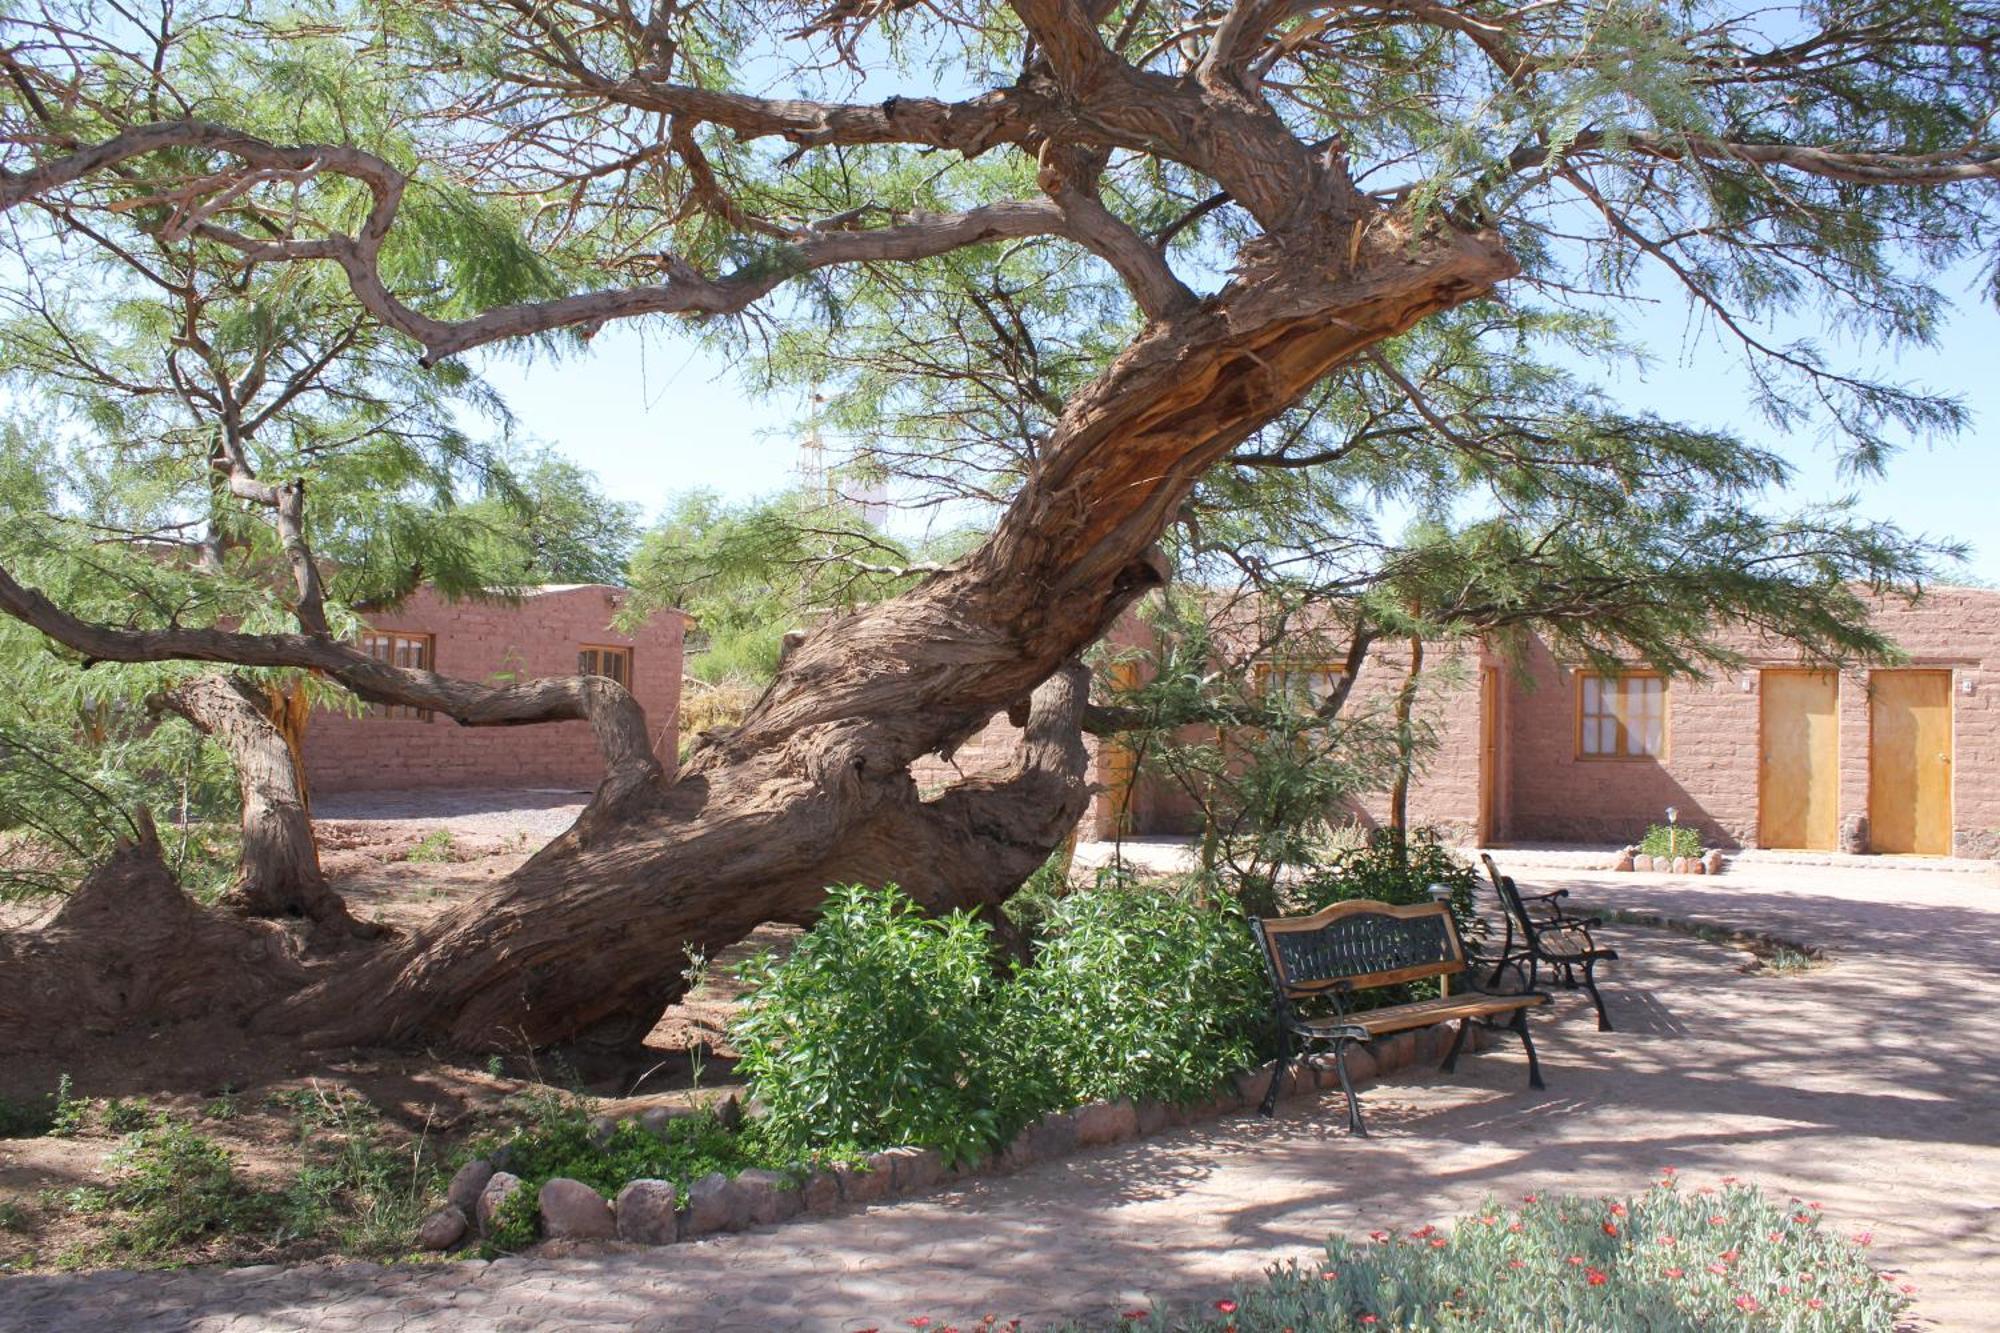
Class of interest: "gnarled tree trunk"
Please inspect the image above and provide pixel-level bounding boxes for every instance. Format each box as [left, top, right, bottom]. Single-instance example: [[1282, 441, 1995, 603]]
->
[[156, 673, 370, 936]]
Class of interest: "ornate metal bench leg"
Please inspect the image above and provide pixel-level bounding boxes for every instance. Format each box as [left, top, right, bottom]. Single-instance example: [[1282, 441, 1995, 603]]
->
[[1334, 1038, 1367, 1136], [1260, 1027, 1291, 1118], [1512, 1008, 1546, 1090], [1441, 1018, 1469, 1073], [1582, 959, 1613, 1032]]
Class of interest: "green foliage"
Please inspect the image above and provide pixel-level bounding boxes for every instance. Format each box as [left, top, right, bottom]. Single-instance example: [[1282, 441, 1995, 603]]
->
[[0, 1078, 69, 1139], [1294, 832, 1482, 938], [1105, 1181, 1906, 1332], [489, 1090, 779, 1200], [1011, 886, 1268, 1108], [99, 1122, 260, 1256], [48, 1075, 85, 1138], [732, 884, 1022, 1165], [274, 1086, 441, 1257], [101, 1098, 153, 1133], [402, 829, 458, 864], [1641, 825, 1705, 860]]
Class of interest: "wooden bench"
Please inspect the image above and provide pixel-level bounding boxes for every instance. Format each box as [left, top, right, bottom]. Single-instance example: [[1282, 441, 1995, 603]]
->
[[1481, 854, 1619, 1031], [1250, 899, 1549, 1135]]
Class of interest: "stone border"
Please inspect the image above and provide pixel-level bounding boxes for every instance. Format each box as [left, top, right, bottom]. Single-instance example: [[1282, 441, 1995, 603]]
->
[[1609, 847, 1726, 875], [418, 1020, 1491, 1253]]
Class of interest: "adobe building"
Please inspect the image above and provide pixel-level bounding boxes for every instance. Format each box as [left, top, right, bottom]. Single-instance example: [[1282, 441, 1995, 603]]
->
[[932, 585, 2000, 859], [302, 584, 686, 793]]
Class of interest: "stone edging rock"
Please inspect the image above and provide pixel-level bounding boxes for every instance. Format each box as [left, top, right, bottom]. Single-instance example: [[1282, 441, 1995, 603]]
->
[[419, 1020, 1489, 1254], [1610, 847, 1725, 875]]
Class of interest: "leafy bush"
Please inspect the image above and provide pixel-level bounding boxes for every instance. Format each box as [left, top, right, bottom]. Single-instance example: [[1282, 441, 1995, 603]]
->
[[732, 884, 1024, 1165], [1294, 830, 1481, 935], [101, 1121, 261, 1255], [1109, 1180, 1906, 1331], [1642, 824, 1704, 860], [1012, 886, 1269, 1107], [402, 828, 457, 863]]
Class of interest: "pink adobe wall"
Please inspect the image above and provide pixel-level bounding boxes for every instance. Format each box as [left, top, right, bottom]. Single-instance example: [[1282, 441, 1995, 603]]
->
[[302, 585, 684, 794], [907, 615, 1489, 844], [1497, 586, 2000, 857]]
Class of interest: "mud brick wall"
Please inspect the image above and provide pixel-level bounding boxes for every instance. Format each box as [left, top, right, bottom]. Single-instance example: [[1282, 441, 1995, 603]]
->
[[303, 585, 684, 794]]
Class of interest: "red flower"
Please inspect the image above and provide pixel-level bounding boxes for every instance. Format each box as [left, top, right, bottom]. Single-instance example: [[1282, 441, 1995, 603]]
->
[[1664, 1268, 1685, 1279], [1734, 1296, 1759, 1312], [1658, 1236, 1677, 1247], [1214, 1301, 1238, 1315], [1507, 1222, 1524, 1234], [1720, 1249, 1739, 1263], [1793, 1213, 1813, 1224], [1708, 1215, 1726, 1226], [1523, 1194, 1538, 1204], [1603, 1222, 1619, 1237], [1586, 1268, 1607, 1287], [1707, 1262, 1730, 1275], [1430, 1238, 1448, 1249], [1810, 1201, 1823, 1210], [1359, 1318, 1377, 1327], [1566, 1255, 1585, 1266], [1320, 1270, 1338, 1281], [1411, 1224, 1436, 1239], [1769, 1231, 1784, 1242], [1721, 1175, 1739, 1185], [1609, 1203, 1627, 1217], [1901, 1283, 1917, 1295], [1778, 1285, 1792, 1295], [1479, 1215, 1497, 1225], [1122, 1312, 1148, 1322], [908, 1321, 932, 1330], [1853, 1231, 1874, 1246], [1807, 1299, 1825, 1310], [1369, 1230, 1389, 1243], [1508, 1259, 1526, 1269]]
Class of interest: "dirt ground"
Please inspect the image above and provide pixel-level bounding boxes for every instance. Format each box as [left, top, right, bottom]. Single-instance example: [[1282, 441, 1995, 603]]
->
[[0, 791, 794, 1275]]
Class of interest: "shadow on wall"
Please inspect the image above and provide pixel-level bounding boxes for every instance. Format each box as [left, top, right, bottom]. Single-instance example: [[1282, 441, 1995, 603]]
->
[[1501, 764, 1742, 851]]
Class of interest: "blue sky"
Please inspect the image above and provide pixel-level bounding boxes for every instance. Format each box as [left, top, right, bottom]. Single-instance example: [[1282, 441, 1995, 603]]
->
[[476, 269, 2000, 585]]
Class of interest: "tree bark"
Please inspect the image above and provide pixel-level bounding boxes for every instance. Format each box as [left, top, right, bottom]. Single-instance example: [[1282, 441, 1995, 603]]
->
[[154, 673, 368, 930], [1387, 633, 1425, 861]]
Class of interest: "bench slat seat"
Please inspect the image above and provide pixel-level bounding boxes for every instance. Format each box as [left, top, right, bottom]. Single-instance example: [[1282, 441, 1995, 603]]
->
[[1251, 898, 1550, 1135], [1302, 990, 1550, 1040]]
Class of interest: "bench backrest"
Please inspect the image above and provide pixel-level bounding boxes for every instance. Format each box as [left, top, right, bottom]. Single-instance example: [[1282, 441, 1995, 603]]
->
[[1252, 899, 1468, 998], [1487, 869, 1548, 941]]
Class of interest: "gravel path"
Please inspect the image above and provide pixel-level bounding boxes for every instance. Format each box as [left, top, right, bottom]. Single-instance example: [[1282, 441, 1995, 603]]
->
[[3, 863, 1995, 1331], [312, 788, 588, 846]]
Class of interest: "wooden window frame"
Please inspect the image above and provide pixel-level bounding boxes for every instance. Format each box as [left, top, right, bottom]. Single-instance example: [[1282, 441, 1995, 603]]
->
[[578, 644, 634, 689], [1573, 669, 1668, 761], [359, 630, 435, 722], [1252, 660, 1350, 715]]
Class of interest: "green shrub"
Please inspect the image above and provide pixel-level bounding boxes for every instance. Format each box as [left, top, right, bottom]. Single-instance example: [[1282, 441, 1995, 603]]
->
[[1011, 885, 1268, 1107], [101, 1121, 261, 1255], [1102, 1180, 1906, 1331], [1288, 832, 1483, 1012], [732, 884, 1024, 1165], [102, 1097, 153, 1132], [1641, 824, 1703, 859]]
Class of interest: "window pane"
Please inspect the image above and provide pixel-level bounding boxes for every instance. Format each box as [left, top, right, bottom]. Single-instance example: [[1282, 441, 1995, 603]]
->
[[1598, 717, 1617, 755], [1582, 675, 1600, 713]]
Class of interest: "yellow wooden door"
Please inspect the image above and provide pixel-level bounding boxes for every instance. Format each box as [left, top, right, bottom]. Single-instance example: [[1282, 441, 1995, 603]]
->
[[1759, 670, 1838, 850], [1869, 670, 1954, 855], [1096, 660, 1141, 838]]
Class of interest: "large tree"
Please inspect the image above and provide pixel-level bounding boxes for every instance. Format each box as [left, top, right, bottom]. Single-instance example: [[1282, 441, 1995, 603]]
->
[[0, 0, 1992, 1053]]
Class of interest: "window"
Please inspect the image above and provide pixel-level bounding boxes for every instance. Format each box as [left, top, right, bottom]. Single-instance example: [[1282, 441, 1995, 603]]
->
[[360, 630, 434, 721], [1576, 671, 1666, 759], [1257, 662, 1348, 715], [578, 645, 632, 688]]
